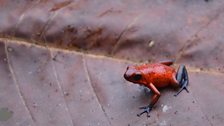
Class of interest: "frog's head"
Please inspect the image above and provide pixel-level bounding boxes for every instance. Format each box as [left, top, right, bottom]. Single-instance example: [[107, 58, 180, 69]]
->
[[124, 65, 145, 85]]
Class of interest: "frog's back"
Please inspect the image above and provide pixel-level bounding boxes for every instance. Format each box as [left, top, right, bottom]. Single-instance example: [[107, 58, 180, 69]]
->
[[137, 63, 176, 88]]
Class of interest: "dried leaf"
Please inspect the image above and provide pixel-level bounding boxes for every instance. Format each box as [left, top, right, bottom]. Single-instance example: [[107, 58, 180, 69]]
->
[[1, 0, 224, 126], [0, 39, 224, 126]]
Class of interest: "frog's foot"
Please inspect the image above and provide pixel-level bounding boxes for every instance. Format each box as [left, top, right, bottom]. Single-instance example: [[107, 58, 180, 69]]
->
[[137, 105, 152, 117], [174, 64, 189, 97]]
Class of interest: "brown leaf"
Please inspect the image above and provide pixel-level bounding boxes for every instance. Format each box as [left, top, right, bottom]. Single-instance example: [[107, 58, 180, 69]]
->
[[0, 41, 34, 125], [1, 0, 224, 70], [50, 1, 73, 12], [178, 11, 224, 72], [0, 39, 224, 126], [1, 0, 224, 125]]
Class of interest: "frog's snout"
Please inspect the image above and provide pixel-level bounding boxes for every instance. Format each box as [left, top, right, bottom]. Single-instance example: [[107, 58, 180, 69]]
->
[[124, 72, 129, 80], [124, 66, 135, 81], [124, 66, 132, 81]]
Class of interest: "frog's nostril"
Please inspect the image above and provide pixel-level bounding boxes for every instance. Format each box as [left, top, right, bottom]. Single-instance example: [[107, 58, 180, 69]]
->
[[126, 66, 129, 70]]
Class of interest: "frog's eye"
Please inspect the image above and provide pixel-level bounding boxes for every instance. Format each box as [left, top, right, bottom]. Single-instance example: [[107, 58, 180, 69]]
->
[[133, 74, 142, 81]]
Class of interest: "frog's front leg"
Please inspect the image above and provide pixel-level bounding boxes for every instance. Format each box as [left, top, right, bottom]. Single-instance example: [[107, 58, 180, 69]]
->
[[137, 83, 160, 117], [174, 64, 189, 96]]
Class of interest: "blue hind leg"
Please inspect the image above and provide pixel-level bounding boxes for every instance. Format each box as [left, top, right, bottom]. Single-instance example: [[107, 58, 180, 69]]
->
[[174, 65, 189, 96]]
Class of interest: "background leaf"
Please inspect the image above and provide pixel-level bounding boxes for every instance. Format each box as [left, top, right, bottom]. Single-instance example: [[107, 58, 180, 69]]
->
[[0, 0, 224, 126]]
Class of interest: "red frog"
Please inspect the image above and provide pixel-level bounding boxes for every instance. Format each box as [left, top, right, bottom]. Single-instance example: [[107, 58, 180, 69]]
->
[[124, 60, 189, 117]]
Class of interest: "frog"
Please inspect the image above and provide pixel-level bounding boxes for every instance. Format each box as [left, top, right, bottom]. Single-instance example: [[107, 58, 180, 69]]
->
[[123, 60, 189, 117]]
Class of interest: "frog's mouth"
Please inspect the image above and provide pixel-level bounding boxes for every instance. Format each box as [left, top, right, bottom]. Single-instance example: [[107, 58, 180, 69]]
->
[[123, 73, 130, 81], [124, 73, 140, 84]]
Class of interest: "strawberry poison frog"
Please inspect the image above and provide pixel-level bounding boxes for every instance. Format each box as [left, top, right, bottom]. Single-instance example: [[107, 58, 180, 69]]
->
[[124, 60, 189, 117]]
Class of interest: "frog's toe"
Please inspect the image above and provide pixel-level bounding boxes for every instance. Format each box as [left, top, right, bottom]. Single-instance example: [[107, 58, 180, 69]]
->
[[137, 105, 152, 117]]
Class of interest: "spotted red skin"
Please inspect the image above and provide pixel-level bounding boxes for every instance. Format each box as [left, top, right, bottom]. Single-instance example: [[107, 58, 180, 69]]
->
[[135, 63, 178, 88]]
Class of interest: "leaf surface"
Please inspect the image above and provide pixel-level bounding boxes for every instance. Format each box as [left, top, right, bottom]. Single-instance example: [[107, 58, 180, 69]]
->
[[1, 0, 224, 126]]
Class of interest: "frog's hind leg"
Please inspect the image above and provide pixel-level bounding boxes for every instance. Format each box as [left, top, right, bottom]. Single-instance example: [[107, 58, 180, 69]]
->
[[174, 64, 189, 96]]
